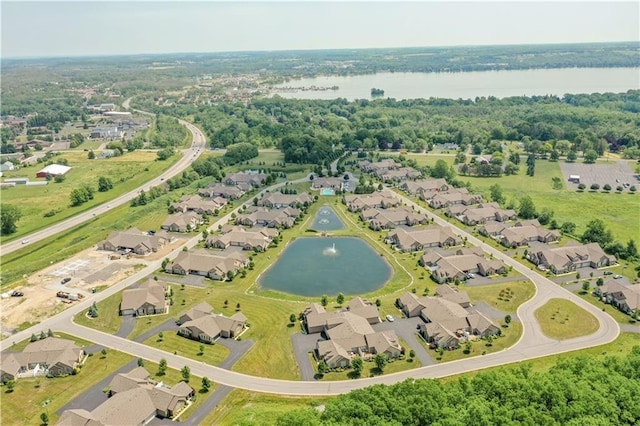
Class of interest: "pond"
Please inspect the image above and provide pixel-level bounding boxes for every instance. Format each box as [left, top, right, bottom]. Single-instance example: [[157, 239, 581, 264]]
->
[[259, 237, 392, 296], [309, 205, 344, 231]]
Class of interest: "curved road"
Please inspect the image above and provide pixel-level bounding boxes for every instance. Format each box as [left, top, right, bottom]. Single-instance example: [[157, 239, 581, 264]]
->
[[0, 100, 207, 256], [0, 183, 620, 396]]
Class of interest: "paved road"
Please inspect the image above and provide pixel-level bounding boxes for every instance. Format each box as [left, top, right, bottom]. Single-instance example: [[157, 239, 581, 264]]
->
[[0, 99, 207, 256], [0, 185, 621, 397]]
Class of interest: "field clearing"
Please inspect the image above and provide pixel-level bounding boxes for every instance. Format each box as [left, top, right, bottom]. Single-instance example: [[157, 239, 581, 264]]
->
[[464, 280, 536, 313], [143, 332, 231, 366], [0, 150, 179, 243], [74, 292, 123, 335], [534, 298, 599, 340]]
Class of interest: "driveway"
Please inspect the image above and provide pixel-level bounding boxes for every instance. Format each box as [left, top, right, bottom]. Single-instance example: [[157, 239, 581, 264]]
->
[[465, 274, 526, 287], [291, 332, 321, 380], [373, 317, 435, 366]]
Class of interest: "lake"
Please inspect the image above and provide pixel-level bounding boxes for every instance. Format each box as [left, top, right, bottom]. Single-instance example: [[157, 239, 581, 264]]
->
[[309, 205, 345, 231], [258, 237, 391, 297], [272, 67, 640, 100]]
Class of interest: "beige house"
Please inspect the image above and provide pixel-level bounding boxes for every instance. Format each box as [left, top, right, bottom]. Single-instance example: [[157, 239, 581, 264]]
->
[[205, 228, 272, 251], [302, 297, 400, 369], [177, 302, 247, 342], [1, 337, 85, 382], [236, 207, 299, 229], [198, 183, 245, 199], [386, 226, 462, 252], [224, 172, 266, 187], [161, 211, 204, 233], [362, 206, 428, 230], [595, 279, 640, 316], [400, 178, 449, 195], [396, 290, 499, 349], [420, 247, 506, 283], [171, 194, 225, 215], [59, 367, 194, 425], [98, 228, 169, 255], [428, 188, 483, 209], [257, 192, 313, 209], [120, 280, 168, 316], [343, 193, 400, 212], [166, 249, 248, 281], [527, 242, 616, 274]]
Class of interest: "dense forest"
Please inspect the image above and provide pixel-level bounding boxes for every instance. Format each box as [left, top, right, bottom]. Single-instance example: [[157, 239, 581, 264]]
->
[[154, 91, 640, 164], [277, 347, 640, 425]]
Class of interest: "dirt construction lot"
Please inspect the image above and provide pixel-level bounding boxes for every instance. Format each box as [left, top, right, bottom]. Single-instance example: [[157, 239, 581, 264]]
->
[[0, 237, 186, 338]]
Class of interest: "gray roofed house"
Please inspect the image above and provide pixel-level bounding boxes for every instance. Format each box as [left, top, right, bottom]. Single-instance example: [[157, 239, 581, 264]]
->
[[171, 194, 225, 215], [343, 193, 400, 212], [420, 249, 507, 283], [257, 192, 313, 209], [178, 308, 247, 343], [386, 225, 462, 252], [166, 249, 248, 281], [595, 279, 640, 316], [1, 337, 85, 382], [178, 302, 215, 325], [59, 366, 194, 425], [362, 206, 428, 230], [428, 188, 483, 209], [119, 280, 168, 316], [98, 228, 168, 255], [400, 178, 449, 195], [527, 242, 616, 274], [499, 222, 561, 248], [205, 228, 272, 251], [224, 172, 266, 187], [236, 207, 299, 229], [161, 211, 204, 233], [198, 183, 245, 200]]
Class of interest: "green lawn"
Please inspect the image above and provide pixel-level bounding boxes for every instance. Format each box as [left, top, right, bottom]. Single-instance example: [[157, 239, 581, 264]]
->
[[464, 280, 536, 314], [534, 298, 600, 340], [575, 290, 639, 325], [0, 151, 180, 243], [74, 292, 124, 335], [143, 331, 231, 366]]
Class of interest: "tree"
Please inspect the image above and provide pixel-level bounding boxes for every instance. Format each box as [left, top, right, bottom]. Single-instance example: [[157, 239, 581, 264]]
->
[[137, 358, 145, 367], [40, 412, 49, 426], [181, 365, 191, 382], [561, 222, 577, 235], [158, 358, 167, 376], [626, 240, 638, 260], [101, 348, 107, 358], [409, 349, 415, 360], [5, 379, 15, 393], [40, 330, 47, 340], [464, 342, 473, 354], [489, 184, 505, 205], [596, 277, 604, 286], [321, 295, 328, 307], [201, 376, 212, 392], [351, 356, 364, 377], [87, 150, 95, 159], [318, 360, 329, 375], [582, 282, 591, 293], [566, 150, 578, 162], [504, 314, 512, 326], [517, 195, 537, 219], [158, 331, 163, 341], [590, 183, 600, 191], [582, 219, 613, 247], [375, 299, 381, 307], [584, 149, 598, 163], [199, 344, 205, 356], [0, 204, 22, 235], [374, 353, 388, 372], [526, 153, 536, 176], [289, 313, 297, 324], [336, 293, 345, 305], [226, 270, 235, 281], [431, 159, 451, 179], [603, 183, 611, 191], [97, 176, 113, 192], [47, 329, 54, 337]]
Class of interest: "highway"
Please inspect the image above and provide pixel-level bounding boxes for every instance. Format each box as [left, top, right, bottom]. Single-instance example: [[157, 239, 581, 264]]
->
[[0, 183, 621, 396], [0, 100, 207, 256]]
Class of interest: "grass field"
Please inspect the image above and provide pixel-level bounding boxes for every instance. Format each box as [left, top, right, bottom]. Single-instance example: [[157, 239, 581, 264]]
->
[[534, 298, 600, 340], [143, 332, 231, 366], [0, 150, 179, 243], [74, 292, 124, 335], [575, 290, 639, 324], [464, 280, 536, 314]]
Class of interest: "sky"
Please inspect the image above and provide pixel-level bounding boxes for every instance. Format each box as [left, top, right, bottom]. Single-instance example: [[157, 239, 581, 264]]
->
[[1, 1, 638, 58]]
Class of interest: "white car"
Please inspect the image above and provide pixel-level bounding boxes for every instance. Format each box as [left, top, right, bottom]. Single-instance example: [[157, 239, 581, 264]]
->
[[386, 314, 394, 322], [21, 239, 29, 245]]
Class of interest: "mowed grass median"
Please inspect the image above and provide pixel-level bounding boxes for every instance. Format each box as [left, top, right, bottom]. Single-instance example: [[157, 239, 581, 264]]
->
[[534, 298, 599, 340]]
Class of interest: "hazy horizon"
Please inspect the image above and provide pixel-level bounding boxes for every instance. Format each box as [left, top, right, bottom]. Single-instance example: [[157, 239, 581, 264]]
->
[[2, 1, 639, 59]]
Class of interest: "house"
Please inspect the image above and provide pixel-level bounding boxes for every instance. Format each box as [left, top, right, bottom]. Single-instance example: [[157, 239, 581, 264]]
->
[[343, 193, 400, 212], [386, 226, 462, 252], [302, 298, 400, 369], [120, 280, 168, 316], [400, 178, 449, 195], [161, 211, 204, 233], [0, 161, 15, 172], [178, 303, 247, 342], [0, 337, 85, 382], [198, 183, 245, 200], [311, 177, 345, 191], [172, 195, 225, 214], [420, 247, 506, 283], [499, 222, 561, 248], [98, 228, 169, 255], [166, 249, 248, 281], [58, 366, 194, 425], [595, 279, 640, 316], [454, 205, 517, 226], [224, 172, 266, 187], [428, 188, 483, 209], [363, 206, 428, 230], [377, 167, 421, 182], [257, 192, 313, 209], [36, 164, 71, 178], [527, 242, 616, 274], [205, 228, 272, 251], [396, 292, 499, 349], [236, 207, 299, 229]]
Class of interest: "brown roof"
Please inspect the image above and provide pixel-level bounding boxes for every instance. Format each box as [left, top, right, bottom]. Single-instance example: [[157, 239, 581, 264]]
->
[[121, 280, 166, 312]]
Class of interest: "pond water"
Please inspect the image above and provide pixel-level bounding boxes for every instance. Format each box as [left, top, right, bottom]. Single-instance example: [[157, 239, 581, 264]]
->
[[309, 205, 345, 231], [272, 67, 640, 101], [259, 237, 391, 296]]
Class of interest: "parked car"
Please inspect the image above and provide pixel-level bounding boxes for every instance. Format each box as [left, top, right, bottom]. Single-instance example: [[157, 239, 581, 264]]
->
[[386, 314, 394, 322], [61, 277, 71, 284], [603, 271, 613, 275], [613, 274, 623, 279], [21, 240, 29, 245], [11, 291, 23, 297]]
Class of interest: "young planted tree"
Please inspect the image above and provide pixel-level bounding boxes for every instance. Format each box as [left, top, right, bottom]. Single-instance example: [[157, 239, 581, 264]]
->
[[318, 360, 330, 376], [374, 353, 388, 372], [336, 293, 345, 305], [158, 358, 167, 376], [504, 314, 512, 327], [351, 357, 364, 377], [181, 365, 191, 383], [201, 376, 212, 392]]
